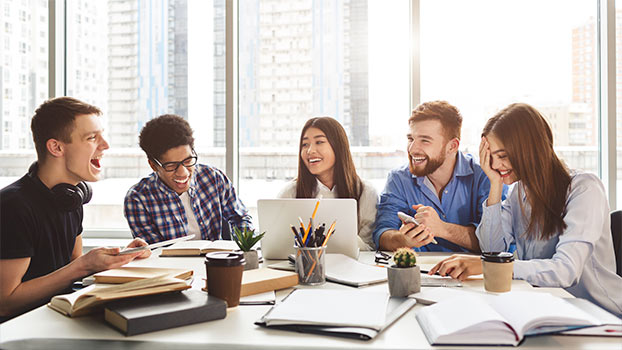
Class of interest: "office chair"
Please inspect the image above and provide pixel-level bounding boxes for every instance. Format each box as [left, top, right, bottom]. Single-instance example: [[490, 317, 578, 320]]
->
[[611, 210, 622, 277]]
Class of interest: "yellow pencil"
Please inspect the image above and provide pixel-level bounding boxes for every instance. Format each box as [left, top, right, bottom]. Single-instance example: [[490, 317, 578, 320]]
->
[[311, 195, 323, 219], [321, 220, 337, 247]]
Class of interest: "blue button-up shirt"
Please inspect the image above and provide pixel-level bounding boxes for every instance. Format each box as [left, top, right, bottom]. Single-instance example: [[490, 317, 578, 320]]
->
[[124, 164, 252, 243], [373, 152, 498, 252]]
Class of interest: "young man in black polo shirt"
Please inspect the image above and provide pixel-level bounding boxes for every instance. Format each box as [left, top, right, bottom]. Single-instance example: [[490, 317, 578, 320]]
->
[[0, 97, 150, 322]]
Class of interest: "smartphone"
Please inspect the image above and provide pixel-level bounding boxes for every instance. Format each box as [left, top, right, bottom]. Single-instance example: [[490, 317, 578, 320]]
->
[[396, 211, 437, 244], [117, 234, 196, 255], [397, 211, 420, 226]]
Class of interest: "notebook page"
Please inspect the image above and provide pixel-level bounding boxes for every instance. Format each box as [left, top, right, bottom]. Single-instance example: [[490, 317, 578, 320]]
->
[[416, 295, 517, 344], [265, 289, 388, 329], [490, 291, 602, 336]]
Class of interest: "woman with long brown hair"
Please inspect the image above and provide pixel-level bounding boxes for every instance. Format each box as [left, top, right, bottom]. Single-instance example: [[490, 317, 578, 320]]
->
[[429, 103, 622, 317], [277, 117, 378, 250]]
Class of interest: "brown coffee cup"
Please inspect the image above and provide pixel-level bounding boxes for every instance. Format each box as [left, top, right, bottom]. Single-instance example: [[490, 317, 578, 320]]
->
[[205, 251, 245, 307], [481, 252, 514, 293]]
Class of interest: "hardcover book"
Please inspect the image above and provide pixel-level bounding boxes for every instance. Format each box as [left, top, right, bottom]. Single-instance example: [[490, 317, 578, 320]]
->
[[104, 290, 227, 336]]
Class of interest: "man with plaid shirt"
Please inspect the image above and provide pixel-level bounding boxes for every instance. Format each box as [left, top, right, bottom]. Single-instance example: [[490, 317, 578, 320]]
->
[[124, 114, 252, 243]]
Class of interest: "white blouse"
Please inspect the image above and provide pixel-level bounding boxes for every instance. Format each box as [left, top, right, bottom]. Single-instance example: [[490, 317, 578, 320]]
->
[[277, 178, 379, 251], [476, 172, 622, 317]]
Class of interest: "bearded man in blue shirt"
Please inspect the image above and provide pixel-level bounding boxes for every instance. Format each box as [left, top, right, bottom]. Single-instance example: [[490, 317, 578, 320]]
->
[[374, 101, 505, 253], [124, 114, 252, 243]]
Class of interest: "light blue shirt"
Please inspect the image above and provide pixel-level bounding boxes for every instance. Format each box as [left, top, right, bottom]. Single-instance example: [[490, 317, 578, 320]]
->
[[373, 152, 494, 252], [477, 172, 622, 317]]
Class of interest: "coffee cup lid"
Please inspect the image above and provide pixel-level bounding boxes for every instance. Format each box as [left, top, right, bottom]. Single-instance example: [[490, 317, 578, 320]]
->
[[481, 251, 514, 263], [205, 251, 245, 267]]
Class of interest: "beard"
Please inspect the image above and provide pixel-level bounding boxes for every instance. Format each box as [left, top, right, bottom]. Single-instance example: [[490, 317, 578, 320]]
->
[[409, 152, 446, 177]]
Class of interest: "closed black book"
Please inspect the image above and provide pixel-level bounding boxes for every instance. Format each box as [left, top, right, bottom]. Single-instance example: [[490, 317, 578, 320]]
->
[[104, 290, 226, 336]]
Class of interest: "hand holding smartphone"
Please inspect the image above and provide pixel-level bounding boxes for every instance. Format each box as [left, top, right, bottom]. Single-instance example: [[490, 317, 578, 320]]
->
[[397, 211, 438, 244]]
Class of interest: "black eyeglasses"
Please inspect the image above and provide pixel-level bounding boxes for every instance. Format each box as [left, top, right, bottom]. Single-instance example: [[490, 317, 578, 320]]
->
[[152, 150, 198, 172], [374, 250, 392, 265]]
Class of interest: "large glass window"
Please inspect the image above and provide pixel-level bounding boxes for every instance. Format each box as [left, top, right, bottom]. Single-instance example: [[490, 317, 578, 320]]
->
[[238, 0, 410, 222], [420, 0, 598, 175], [0, 0, 48, 182], [0, 0, 617, 239], [65, 0, 225, 232]]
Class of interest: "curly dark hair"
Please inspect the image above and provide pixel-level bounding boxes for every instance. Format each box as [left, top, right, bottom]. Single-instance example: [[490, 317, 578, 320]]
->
[[139, 114, 195, 160]]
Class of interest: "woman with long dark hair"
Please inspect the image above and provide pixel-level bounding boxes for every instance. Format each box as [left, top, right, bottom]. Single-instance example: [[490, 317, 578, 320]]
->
[[277, 117, 378, 250], [429, 103, 622, 317]]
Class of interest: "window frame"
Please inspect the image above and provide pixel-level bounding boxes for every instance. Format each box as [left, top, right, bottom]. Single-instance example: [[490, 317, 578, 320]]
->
[[46, 0, 617, 239]]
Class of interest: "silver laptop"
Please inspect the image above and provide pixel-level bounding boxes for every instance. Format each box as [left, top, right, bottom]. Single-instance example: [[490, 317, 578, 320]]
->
[[258, 198, 360, 260]]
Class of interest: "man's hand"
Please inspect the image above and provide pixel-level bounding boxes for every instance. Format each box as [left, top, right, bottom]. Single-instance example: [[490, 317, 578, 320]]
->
[[125, 238, 151, 259], [412, 204, 447, 238], [428, 254, 482, 281], [399, 221, 435, 248], [75, 247, 143, 276]]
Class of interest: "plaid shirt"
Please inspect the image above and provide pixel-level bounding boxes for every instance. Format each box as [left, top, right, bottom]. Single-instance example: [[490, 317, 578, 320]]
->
[[124, 164, 252, 243]]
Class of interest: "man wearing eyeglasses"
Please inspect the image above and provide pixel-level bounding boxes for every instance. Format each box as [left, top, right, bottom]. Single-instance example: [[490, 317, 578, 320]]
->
[[124, 114, 253, 244]]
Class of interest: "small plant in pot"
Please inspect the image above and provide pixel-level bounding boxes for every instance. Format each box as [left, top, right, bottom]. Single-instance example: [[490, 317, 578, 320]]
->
[[387, 247, 421, 297], [231, 226, 265, 270]]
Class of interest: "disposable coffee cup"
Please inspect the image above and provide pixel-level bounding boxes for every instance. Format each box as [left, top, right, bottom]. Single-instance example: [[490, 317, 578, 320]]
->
[[295, 246, 326, 285], [481, 252, 514, 293], [205, 251, 245, 307]]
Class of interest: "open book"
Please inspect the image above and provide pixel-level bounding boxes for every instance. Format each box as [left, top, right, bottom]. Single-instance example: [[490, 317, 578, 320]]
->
[[160, 240, 239, 256], [48, 275, 191, 317], [416, 291, 605, 346], [92, 266, 193, 284], [256, 289, 417, 340]]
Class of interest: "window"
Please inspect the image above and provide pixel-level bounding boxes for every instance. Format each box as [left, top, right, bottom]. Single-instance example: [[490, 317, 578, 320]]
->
[[420, 0, 598, 175], [0, 1, 618, 240], [64, 0, 222, 231], [238, 0, 410, 222]]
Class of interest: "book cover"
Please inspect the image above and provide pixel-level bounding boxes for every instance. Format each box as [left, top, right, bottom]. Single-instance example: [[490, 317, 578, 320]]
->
[[203, 268, 298, 297], [104, 290, 227, 336], [93, 267, 193, 284]]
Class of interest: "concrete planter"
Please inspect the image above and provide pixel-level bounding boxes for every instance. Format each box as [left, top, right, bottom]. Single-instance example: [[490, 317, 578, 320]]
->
[[242, 250, 259, 270], [387, 265, 421, 297]]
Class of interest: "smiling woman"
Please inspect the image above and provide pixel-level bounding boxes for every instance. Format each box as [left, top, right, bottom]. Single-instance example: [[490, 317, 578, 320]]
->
[[277, 117, 379, 251]]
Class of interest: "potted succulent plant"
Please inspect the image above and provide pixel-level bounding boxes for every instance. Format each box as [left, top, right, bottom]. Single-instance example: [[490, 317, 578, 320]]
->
[[387, 247, 421, 297], [231, 226, 265, 270]]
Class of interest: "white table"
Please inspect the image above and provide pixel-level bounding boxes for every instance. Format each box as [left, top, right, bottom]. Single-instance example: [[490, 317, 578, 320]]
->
[[0, 252, 620, 349]]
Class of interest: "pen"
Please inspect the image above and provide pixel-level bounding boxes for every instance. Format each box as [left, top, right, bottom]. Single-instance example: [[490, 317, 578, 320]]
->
[[299, 216, 310, 244], [290, 225, 303, 247]]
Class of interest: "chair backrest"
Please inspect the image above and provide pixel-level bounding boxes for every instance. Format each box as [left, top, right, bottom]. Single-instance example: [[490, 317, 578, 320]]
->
[[610, 210, 622, 277]]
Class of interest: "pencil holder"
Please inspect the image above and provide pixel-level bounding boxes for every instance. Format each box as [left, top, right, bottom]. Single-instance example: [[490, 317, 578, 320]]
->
[[295, 246, 326, 285]]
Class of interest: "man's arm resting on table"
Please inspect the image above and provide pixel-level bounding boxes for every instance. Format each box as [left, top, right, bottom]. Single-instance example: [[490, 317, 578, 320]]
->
[[438, 222, 480, 253], [0, 236, 143, 317]]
